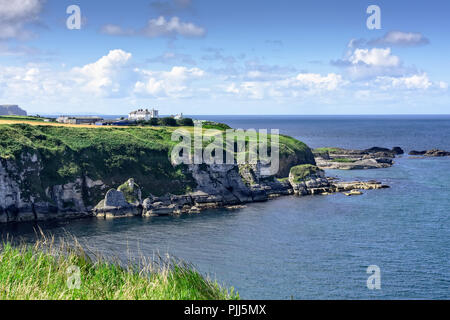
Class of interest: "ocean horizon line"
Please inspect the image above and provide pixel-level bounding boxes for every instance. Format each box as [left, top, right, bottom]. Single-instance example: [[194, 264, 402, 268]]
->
[[38, 113, 450, 118]]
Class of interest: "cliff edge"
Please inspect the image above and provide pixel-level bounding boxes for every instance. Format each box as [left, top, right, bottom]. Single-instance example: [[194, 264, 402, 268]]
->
[[0, 123, 315, 223]]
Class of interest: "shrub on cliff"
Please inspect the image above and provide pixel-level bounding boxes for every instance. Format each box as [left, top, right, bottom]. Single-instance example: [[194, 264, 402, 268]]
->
[[117, 178, 142, 205], [289, 164, 324, 183]]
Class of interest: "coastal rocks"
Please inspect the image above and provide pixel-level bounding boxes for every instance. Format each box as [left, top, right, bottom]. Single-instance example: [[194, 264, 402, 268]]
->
[[391, 147, 405, 155], [287, 164, 389, 197], [313, 147, 403, 170], [189, 163, 253, 206], [94, 189, 140, 218], [365, 147, 404, 156], [409, 149, 450, 157], [344, 190, 363, 196], [1, 148, 393, 223], [117, 178, 142, 205], [141, 163, 296, 217], [239, 163, 292, 199], [288, 165, 330, 195], [333, 180, 390, 192], [142, 194, 190, 216], [101, 163, 391, 219], [45, 179, 87, 214]]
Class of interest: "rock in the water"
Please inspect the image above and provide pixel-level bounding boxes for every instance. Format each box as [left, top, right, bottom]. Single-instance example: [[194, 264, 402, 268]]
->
[[409, 150, 426, 156], [392, 147, 404, 155], [409, 149, 450, 157], [288, 165, 330, 195], [94, 187, 139, 218], [344, 190, 363, 196], [313, 146, 401, 170]]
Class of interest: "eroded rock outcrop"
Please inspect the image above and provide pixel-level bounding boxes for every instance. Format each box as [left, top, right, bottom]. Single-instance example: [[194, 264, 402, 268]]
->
[[286, 165, 389, 197], [94, 189, 140, 218], [1, 153, 392, 222], [313, 147, 403, 170], [288, 165, 329, 195], [409, 149, 450, 157]]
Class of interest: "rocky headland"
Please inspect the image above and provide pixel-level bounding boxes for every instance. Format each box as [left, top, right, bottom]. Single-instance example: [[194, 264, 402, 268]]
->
[[0, 124, 392, 223], [0, 105, 27, 116], [313, 146, 404, 170]]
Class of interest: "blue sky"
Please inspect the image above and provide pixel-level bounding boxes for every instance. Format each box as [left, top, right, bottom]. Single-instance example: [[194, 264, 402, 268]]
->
[[0, 0, 449, 115]]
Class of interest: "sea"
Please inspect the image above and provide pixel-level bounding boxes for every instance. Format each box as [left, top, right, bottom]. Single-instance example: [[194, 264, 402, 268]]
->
[[1, 115, 449, 299]]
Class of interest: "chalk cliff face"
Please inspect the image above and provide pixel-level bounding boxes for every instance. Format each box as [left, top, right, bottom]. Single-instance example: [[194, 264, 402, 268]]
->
[[0, 152, 106, 223], [0, 151, 390, 223], [0, 150, 301, 223], [128, 163, 295, 217]]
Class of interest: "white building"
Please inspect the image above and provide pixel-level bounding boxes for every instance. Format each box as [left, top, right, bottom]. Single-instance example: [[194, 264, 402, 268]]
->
[[56, 116, 103, 125], [174, 113, 184, 120], [128, 108, 159, 121]]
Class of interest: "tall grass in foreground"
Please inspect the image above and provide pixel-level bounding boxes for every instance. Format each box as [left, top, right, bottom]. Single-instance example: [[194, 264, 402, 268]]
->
[[0, 235, 239, 300]]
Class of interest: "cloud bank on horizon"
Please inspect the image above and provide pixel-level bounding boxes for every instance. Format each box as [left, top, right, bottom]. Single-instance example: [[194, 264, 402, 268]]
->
[[0, 0, 448, 115]]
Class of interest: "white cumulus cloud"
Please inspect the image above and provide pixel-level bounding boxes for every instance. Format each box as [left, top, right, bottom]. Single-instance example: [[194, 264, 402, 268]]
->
[[349, 48, 400, 67], [225, 72, 345, 100], [0, 0, 45, 39], [134, 66, 205, 98], [71, 49, 133, 97], [376, 74, 432, 90]]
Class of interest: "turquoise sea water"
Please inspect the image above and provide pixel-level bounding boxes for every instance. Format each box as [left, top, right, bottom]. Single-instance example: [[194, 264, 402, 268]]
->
[[1, 115, 449, 299]]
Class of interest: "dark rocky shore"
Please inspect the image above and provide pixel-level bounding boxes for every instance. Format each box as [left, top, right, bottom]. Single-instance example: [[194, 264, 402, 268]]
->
[[93, 165, 389, 219], [409, 149, 450, 157], [313, 147, 404, 170]]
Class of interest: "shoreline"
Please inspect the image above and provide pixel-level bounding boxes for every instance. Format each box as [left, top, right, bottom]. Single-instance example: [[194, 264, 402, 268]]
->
[[1, 120, 448, 225]]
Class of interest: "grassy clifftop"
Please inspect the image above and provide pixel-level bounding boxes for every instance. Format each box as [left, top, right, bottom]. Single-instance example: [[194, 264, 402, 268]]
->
[[0, 123, 315, 204], [0, 124, 196, 202]]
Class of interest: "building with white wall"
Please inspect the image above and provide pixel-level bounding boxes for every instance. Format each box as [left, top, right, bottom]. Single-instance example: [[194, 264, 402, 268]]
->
[[128, 108, 159, 121]]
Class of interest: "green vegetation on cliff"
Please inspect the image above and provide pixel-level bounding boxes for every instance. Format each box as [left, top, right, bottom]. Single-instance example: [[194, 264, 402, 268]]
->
[[117, 179, 141, 204], [289, 164, 323, 183], [0, 124, 197, 204], [0, 123, 315, 206], [0, 115, 50, 122], [0, 239, 238, 300], [313, 147, 341, 154]]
